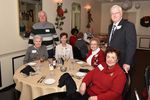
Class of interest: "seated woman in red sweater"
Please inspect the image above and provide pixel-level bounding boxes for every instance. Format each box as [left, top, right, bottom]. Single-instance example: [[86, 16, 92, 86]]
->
[[69, 27, 78, 47], [79, 47, 126, 100], [86, 38, 105, 68]]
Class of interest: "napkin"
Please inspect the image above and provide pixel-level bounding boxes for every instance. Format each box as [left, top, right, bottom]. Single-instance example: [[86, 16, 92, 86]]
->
[[20, 65, 35, 76], [79, 68, 90, 73]]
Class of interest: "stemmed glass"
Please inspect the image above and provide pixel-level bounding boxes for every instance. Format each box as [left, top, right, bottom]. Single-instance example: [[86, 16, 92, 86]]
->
[[57, 57, 63, 68]]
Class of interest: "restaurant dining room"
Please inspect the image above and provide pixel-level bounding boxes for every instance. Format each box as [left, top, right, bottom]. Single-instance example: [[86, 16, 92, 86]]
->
[[0, 0, 150, 100]]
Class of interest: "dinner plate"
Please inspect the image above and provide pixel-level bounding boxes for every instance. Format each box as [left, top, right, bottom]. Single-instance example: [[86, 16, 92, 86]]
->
[[76, 72, 86, 77], [43, 78, 56, 85], [76, 61, 84, 64], [27, 62, 36, 66]]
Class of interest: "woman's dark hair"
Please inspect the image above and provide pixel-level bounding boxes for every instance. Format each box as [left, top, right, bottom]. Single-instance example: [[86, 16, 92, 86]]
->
[[60, 32, 68, 38], [105, 47, 120, 60], [77, 32, 84, 39], [71, 27, 79, 35]]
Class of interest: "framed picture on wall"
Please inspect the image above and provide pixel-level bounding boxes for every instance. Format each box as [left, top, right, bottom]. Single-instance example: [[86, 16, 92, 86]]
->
[[139, 37, 150, 49], [19, 0, 42, 38]]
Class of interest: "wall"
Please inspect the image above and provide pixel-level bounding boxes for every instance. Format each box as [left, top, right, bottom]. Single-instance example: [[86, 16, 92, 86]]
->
[[0, 0, 101, 89], [0, 1, 28, 55], [100, 1, 150, 35], [100, 1, 150, 49], [43, 0, 101, 35]]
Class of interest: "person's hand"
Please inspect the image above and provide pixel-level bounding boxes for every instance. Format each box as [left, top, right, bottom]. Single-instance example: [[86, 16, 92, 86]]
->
[[79, 82, 86, 95], [88, 96, 97, 100], [123, 64, 130, 73], [147, 96, 150, 100]]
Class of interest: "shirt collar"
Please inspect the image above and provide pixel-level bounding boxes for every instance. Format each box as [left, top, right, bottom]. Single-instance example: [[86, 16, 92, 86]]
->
[[113, 17, 122, 27]]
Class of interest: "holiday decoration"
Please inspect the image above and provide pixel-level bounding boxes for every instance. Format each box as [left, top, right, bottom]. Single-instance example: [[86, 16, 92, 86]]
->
[[86, 9, 93, 28], [140, 16, 150, 27], [55, 3, 67, 30]]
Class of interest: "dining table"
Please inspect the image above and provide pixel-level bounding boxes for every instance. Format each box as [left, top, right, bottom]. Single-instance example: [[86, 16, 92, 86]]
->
[[13, 59, 92, 100]]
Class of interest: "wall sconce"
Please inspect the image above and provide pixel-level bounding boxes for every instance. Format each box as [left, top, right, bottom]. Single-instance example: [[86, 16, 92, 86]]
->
[[84, 4, 92, 10], [53, 0, 63, 3]]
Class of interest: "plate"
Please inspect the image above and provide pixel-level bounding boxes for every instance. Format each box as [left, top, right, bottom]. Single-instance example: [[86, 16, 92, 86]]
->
[[76, 72, 86, 77], [43, 78, 56, 85], [27, 62, 36, 66], [77, 61, 84, 64]]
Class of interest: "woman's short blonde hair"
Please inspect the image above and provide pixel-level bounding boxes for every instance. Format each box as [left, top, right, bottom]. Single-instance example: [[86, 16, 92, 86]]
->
[[90, 37, 100, 45]]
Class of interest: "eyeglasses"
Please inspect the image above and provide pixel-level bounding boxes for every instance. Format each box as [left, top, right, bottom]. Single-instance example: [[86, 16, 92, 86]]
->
[[111, 12, 120, 15]]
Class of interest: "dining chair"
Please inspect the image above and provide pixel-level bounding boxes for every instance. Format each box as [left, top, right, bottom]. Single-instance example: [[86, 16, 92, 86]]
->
[[145, 65, 150, 92], [134, 89, 140, 100], [122, 73, 131, 100]]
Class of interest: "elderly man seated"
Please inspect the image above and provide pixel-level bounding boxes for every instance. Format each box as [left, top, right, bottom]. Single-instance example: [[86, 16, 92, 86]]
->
[[24, 35, 48, 64]]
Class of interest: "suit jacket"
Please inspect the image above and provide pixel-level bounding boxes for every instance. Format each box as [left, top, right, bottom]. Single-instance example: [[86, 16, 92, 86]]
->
[[86, 48, 105, 68], [108, 19, 137, 67]]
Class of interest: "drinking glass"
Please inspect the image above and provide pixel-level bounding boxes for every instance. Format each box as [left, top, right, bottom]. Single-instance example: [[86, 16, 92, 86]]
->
[[57, 58, 63, 68]]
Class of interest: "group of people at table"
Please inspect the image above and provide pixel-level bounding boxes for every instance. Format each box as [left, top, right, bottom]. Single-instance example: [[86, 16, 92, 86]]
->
[[21, 4, 138, 100]]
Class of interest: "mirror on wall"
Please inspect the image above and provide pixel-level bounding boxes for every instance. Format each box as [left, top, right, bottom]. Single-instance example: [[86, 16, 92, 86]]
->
[[71, 2, 81, 30], [19, 0, 42, 38]]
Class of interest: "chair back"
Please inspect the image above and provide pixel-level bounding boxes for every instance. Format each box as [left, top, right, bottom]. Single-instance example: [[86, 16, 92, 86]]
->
[[134, 90, 140, 100], [122, 73, 131, 100], [73, 46, 83, 60], [145, 65, 150, 91]]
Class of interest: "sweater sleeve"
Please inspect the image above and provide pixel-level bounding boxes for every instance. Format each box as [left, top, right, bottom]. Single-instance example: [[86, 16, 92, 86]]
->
[[70, 46, 74, 59], [82, 69, 95, 86], [23, 47, 31, 64], [97, 72, 126, 100], [42, 46, 49, 60]]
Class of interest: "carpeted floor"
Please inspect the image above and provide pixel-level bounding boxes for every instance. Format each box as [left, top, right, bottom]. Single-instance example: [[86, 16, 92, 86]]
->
[[0, 49, 150, 100]]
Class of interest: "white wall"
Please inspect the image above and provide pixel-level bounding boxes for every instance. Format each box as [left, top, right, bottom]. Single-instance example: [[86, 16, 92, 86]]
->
[[43, 0, 101, 35], [0, 1, 28, 55], [0, 0, 101, 89]]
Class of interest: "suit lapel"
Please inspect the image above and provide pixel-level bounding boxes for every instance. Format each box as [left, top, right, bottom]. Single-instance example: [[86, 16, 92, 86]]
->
[[110, 19, 125, 42]]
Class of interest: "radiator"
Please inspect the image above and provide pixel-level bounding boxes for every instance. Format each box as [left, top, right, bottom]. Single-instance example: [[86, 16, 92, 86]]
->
[[12, 55, 25, 74]]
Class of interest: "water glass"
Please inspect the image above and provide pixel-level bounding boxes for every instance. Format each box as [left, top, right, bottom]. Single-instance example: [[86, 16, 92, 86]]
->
[[57, 58, 63, 67]]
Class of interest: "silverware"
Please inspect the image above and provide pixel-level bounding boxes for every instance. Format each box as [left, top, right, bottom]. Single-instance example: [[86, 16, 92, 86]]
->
[[37, 76, 45, 83], [39, 76, 46, 83], [71, 74, 81, 80]]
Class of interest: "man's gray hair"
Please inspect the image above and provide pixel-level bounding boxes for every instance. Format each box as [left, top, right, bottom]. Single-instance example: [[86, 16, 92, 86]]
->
[[110, 5, 122, 14], [38, 10, 47, 18]]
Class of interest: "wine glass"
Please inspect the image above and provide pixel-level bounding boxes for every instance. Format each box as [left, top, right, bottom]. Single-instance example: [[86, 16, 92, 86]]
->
[[57, 58, 63, 68]]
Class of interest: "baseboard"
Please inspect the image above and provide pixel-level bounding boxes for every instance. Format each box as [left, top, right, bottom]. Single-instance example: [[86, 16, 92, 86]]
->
[[0, 84, 15, 92]]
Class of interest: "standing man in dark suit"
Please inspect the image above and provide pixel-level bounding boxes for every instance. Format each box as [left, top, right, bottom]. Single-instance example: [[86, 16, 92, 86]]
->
[[108, 5, 137, 73]]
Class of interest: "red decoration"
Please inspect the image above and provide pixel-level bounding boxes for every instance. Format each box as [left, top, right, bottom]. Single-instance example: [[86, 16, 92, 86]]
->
[[55, 3, 67, 30], [57, 6, 64, 17]]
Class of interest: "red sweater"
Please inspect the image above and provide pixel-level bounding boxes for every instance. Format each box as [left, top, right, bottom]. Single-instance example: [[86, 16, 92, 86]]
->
[[86, 48, 105, 68], [69, 35, 77, 47], [83, 62, 126, 100]]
